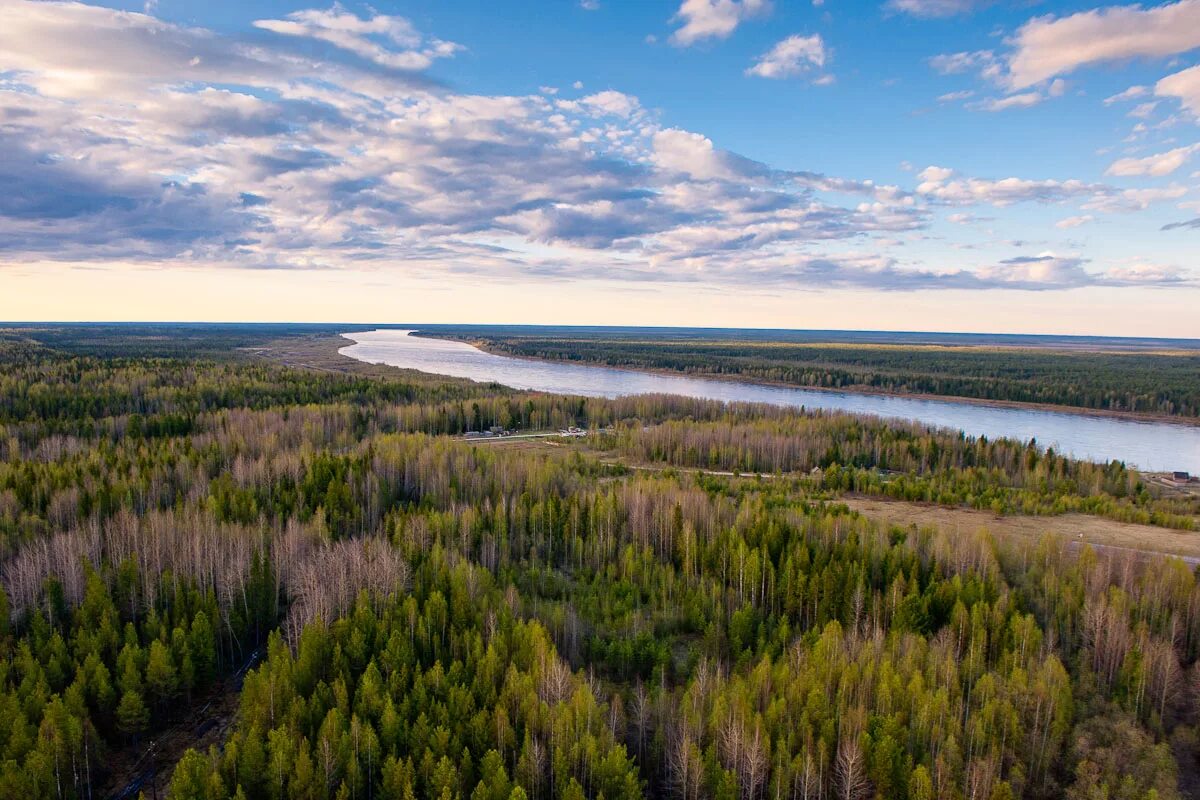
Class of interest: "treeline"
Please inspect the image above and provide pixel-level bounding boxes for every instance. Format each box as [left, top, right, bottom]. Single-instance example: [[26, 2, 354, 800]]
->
[[469, 336, 1200, 418], [0, 339, 479, 444], [3, 324, 372, 359]]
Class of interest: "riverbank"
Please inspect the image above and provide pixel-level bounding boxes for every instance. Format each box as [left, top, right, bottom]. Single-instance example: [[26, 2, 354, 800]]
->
[[453, 335, 1200, 429]]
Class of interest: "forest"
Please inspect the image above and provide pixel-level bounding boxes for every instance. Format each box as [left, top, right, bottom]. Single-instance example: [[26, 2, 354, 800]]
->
[[437, 332, 1200, 419], [1, 325, 1199, 800]]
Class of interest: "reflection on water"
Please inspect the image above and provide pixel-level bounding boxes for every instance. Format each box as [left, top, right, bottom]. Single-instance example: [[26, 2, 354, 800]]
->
[[340, 329, 1200, 472]]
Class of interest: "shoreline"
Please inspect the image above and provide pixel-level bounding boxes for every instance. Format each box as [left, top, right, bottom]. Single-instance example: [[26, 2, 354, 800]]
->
[[446, 335, 1200, 429]]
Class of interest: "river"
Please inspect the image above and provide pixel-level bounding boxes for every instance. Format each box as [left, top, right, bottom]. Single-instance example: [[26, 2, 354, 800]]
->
[[340, 329, 1200, 473]]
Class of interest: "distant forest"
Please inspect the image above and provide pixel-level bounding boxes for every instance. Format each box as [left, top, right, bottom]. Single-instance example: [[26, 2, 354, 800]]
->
[[1, 325, 1199, 800], [445, 333, 1200, 418]]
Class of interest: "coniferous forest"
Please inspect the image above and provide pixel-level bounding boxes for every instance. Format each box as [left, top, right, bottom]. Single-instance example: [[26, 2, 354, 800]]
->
[[2, 326, 1200, 800]]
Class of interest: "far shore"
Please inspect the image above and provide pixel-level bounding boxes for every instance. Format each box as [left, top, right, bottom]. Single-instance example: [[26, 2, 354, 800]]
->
[[440, 333, 1200, 429]]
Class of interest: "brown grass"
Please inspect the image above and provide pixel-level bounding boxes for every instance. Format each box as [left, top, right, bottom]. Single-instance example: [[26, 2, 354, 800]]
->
[[842, 495, 1200, 563]]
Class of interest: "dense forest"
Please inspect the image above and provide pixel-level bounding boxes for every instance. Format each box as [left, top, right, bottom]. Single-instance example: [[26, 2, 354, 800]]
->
[[1, 326, 1199, 800], [448, 334, 1200, 418]]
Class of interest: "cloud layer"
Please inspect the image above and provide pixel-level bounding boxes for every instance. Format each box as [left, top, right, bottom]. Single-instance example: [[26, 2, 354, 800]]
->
[[0, 0, 1190, 295]]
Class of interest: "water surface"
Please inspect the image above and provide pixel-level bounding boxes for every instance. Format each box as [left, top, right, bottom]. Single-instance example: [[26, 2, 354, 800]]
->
[[340, 329, 1200, 472]]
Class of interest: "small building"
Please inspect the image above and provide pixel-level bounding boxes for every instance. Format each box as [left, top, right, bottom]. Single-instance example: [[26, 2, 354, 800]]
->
[[1171, 471, 1192, 484]]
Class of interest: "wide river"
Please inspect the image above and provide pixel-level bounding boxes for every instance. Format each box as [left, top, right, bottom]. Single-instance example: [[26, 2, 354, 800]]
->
[[340, 329, 1200, 473]]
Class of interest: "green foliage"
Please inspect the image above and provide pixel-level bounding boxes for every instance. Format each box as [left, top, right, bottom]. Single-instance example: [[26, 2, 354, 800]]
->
[[0, 327, 1196, 800], [116, 688, 149, 737], [172, 566, 641, 800]]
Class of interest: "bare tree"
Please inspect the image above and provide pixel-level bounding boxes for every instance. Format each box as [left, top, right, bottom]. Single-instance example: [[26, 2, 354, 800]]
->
[[835, 736, 869, 800], [667, 726, 703, 800]]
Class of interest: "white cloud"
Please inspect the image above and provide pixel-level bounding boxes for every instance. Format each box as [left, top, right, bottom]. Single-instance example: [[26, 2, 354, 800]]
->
[[962, 80, 1063, 112], [1006, 0, 1200, 90], [574, 90, 642, 118], [1156, 65, 1200, 118], [1104, 262, 1187, 282], [929, 50, 996, 76], [973, 254, 1184, 289], [937, 90, 975, 102], [947, 212, 991, 224], [977, 254, 1091, 288], [253, 6, 462, 71], [1128, 101, 1159, 118], [887, 0, 986, 18], [1106, 143, 1200, 176], [1084, 185, 1189, 212], [1104, 85, 1148, 105], [1055, 214, 1094, 228], [651, 129, 739, 180], [975, 92, 1044, 111], [919, 166, 955, 183], [669, 0, 771, 46], [916, 166, 1111, 207], [745, 34, 827, 79], [962, 253, 1186, 290]]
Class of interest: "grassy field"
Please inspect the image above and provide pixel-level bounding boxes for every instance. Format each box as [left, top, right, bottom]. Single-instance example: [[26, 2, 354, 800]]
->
[[842, 495, 1200, 563]]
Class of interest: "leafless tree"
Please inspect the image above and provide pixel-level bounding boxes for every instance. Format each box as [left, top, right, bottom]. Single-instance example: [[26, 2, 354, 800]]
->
[[285, 538, 410, 637], [537, 654, 573, 705], [835, 736, 869, 800], [667, 726, 703, 800]]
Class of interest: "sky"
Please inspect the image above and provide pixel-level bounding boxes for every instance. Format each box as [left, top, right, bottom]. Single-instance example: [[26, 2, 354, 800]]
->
[[1, 0, 1199, 335]]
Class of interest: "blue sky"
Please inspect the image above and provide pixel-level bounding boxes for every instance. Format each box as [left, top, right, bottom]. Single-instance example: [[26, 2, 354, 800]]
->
[[2, 0, 1199, 334]]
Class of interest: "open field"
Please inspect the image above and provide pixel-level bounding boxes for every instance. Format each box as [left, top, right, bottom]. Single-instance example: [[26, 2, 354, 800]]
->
[[842, 495, 1200, 563]]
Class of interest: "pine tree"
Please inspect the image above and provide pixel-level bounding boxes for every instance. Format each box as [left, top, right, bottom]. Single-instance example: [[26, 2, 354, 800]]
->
[[117, 689, 149, 739], [146, 639, 179, 708]]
